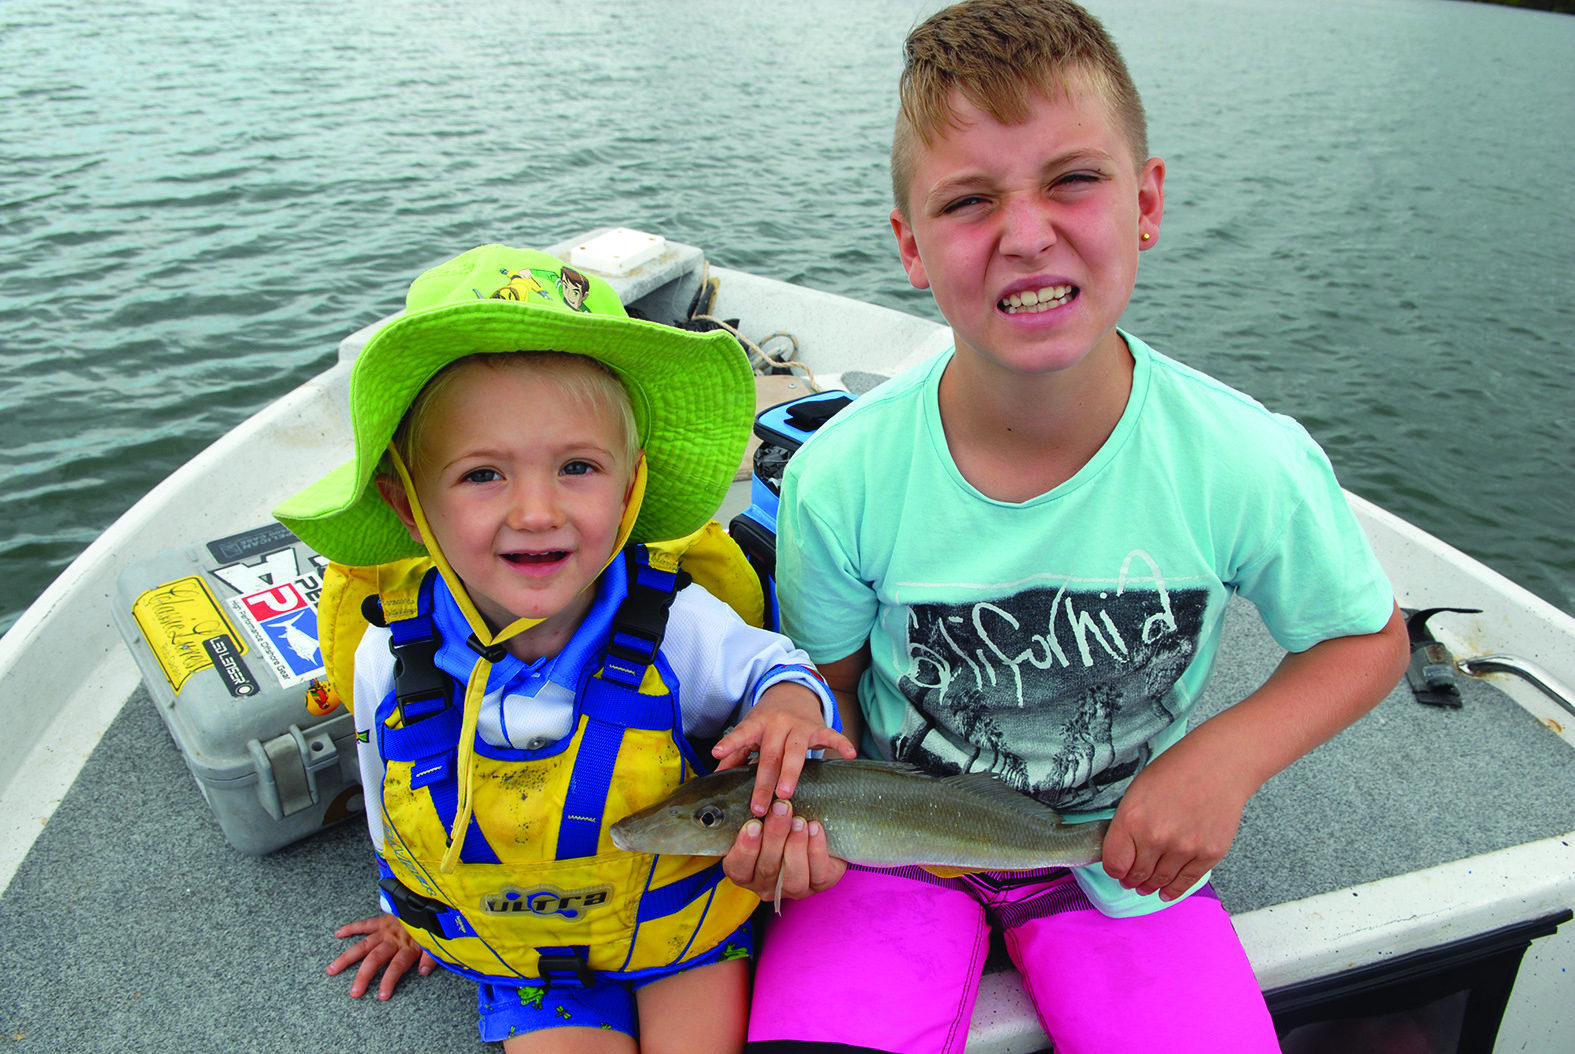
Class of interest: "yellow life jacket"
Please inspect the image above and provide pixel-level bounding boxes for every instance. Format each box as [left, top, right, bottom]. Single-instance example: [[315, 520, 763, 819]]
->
[[370, 544, 759, 986]]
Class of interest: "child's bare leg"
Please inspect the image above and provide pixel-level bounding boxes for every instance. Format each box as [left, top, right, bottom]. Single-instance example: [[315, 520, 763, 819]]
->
[[502, 1027, 636, 1054], [635, 958, 749, 1054]]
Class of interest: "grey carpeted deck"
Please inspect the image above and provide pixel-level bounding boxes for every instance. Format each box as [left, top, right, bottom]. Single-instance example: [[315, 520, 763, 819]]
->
[[4, 600, 1574, 1052], [1201, 600, 1575, 914], [1, 679, 479, 1054]]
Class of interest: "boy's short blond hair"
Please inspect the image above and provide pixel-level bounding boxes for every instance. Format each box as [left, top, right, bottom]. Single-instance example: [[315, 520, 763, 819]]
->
[[390, 350, 640, 479], [892, 0, 1148, 216]]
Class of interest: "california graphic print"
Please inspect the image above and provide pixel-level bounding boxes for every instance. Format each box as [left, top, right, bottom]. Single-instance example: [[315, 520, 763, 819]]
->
[[892, 551, 1209, 814]]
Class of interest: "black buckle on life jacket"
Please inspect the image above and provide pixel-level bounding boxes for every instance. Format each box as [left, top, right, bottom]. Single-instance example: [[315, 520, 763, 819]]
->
[[605, 624, 661, 668], [379, 877, 451, 937], [604, 547, 684, 668], [391, 632, 448, 722], [1404, 606, 1482, 708], [536, 951, 597, 990], [388, 570, 449, 724]]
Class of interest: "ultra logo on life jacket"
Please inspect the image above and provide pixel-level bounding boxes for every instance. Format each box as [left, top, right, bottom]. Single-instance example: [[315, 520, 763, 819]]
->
[[481, 883, 614, 919]]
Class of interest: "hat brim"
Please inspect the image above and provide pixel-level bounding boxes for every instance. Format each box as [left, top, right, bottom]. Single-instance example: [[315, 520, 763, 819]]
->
[[276, 298, 753, 566]]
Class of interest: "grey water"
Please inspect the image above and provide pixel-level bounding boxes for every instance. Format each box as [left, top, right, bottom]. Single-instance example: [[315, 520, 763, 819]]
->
[[2, 0, 1572, 638]]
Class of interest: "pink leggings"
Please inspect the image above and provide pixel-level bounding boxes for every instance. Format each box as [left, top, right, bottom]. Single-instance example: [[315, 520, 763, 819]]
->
[[746, 866, 1279, 1054]]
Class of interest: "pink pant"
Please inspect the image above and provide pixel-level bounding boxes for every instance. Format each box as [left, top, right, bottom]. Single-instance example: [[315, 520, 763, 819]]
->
[[746, 866, 1279, 1054]]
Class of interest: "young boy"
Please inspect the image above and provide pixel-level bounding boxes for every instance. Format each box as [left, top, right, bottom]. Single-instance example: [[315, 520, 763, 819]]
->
[[726, 2, 1410, 1051], [274, 244, 853, 1053]]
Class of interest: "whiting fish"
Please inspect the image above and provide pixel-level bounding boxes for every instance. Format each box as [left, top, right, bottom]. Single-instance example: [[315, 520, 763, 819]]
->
[[609, 759, 1107, 871]]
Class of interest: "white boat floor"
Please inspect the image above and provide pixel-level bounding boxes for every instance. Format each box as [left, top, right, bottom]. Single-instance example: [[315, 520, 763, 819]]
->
[[4, 601, 1574, 1052]]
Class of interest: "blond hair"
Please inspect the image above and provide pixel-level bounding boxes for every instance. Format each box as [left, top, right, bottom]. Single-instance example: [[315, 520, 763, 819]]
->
[[891, 0, 1148, 216], [389, 351, 640, 477]]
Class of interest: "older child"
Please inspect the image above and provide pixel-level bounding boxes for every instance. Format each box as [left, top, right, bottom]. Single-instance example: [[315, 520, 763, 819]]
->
[[727, 2, 1410, 1051], [275, 244, 852, 1053]]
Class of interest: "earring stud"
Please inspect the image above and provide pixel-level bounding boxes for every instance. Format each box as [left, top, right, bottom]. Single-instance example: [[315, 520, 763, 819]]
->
[[1141, 232, 1151, 241]]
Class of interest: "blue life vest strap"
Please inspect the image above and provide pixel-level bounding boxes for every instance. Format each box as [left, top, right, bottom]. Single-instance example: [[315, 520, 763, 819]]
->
[[555, 545, 683, 861], [637, 861, 727, 922]]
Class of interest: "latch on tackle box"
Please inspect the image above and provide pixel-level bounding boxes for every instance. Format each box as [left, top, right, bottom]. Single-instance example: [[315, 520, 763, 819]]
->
[[249, 723, 340, 819]]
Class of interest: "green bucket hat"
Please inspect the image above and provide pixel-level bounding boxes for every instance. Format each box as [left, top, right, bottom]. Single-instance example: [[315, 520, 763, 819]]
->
[[274, 244, 754, 566]]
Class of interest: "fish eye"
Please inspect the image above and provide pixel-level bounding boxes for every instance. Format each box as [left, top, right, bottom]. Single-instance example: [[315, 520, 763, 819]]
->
[[695, 805, 726, 828]]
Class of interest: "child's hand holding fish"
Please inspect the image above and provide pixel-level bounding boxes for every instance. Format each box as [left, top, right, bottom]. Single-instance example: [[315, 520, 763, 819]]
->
[[707, 679, 856, 903], [722, 794, 848, 907], [710, 680, 857, 816]]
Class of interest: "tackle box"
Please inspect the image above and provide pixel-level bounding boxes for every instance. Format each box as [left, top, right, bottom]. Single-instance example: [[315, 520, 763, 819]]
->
[[110, 522, 362, 855]]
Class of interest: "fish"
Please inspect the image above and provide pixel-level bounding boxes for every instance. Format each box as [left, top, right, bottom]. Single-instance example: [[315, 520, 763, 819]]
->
[[609, 759, 1107, 871], [278, 612, 320, 664]]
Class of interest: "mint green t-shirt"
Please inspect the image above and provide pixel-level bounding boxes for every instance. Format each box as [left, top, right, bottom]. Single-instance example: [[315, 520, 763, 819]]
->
[[777, 332, 1395, 916]]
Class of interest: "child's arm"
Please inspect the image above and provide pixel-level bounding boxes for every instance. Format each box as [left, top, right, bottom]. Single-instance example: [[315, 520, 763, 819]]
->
[[326, 913, 436, 1001], [719, 648, 867, 900], [1102, 605, 1409, 903]]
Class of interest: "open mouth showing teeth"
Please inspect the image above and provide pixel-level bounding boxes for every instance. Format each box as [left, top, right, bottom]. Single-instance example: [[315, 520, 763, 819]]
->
[[1000, 285, 1075, 314], [503, 551, 567, 565]]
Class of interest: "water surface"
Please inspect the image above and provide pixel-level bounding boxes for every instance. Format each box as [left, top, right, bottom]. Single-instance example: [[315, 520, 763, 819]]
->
[[2, 0, 1572, 634]]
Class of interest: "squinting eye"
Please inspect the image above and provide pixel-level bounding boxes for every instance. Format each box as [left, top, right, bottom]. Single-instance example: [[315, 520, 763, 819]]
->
[[695, 805, 726, 828], [1055, 172, 1102, 189]]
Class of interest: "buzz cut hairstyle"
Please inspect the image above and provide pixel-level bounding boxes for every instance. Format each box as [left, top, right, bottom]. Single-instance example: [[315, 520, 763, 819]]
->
[[390, 350, 641, 477], [891, 0, 1149, 217]]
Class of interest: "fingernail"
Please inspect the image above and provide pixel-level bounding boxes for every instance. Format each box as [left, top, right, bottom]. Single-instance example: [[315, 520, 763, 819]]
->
[[772, 800, 790, 817], [808, 821, 822, 837], [792, 817, 805, 832], [743, 820, 762, 839]]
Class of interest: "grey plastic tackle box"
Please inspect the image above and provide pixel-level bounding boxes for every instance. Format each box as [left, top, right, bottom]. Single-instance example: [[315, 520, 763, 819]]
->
[[110, 522, 363, 854]]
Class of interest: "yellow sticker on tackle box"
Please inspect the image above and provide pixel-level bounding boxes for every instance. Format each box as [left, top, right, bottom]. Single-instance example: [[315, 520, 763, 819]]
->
[[131, 576, 248, 693]]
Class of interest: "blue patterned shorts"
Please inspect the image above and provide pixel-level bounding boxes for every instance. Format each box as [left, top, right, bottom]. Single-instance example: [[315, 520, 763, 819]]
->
[[476, 923, 753, 1043]]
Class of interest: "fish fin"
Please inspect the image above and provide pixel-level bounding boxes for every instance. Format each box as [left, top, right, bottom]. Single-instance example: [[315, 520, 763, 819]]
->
[[938, 771, 1073, 824], [810, 759, 1085, 828], [804, 758, 931, 777]]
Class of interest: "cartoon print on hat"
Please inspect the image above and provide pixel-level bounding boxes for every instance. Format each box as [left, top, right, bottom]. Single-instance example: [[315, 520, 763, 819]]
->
[[556, 266, 591, 310], [493, 265, 592, 311]]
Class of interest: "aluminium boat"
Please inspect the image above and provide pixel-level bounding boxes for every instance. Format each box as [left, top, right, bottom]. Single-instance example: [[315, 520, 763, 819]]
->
[[2, 229, 1571, 1054]]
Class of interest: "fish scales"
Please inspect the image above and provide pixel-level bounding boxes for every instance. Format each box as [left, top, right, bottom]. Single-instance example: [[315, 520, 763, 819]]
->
[[794, 764, 1095, 869], [609, 759, 1107, 870]]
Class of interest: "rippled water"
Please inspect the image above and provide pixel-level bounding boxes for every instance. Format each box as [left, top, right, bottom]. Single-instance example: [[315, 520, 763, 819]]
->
[[3, 0, 1572, 635]]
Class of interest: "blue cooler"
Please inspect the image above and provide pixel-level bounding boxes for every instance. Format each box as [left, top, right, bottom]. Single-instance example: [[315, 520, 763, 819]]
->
[[728, 390, 854, 630]]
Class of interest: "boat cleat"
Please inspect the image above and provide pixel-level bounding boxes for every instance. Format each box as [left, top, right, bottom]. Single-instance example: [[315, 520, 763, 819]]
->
[[1403, 606, 1482, 707]]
